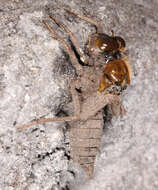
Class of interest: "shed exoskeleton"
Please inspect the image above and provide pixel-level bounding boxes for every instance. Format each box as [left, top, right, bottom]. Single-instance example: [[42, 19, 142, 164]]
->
[[17, 7, 131, 179]]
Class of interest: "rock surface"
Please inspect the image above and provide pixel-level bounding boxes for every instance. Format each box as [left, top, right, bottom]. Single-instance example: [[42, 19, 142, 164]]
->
[[0, 0, 158, 189]]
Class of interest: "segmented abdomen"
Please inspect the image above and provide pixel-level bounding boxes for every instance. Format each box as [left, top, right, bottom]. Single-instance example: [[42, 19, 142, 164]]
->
[[69, 112, 103, 178]]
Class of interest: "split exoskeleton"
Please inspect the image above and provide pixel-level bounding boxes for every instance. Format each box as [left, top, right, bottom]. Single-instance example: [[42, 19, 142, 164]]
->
[[17, 7, 131, 179]]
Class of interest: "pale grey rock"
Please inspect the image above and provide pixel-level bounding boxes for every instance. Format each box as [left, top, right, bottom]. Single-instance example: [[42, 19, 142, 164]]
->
[[0, 0, 158, 189]]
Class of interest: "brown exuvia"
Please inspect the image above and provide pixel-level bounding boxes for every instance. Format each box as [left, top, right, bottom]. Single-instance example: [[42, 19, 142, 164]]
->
[[17, 7, 131, 179]]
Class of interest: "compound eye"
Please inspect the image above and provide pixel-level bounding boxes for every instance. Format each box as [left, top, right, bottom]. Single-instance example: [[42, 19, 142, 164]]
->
[[87, 34, 111, 54], [94, 38, 108, 52], [100, 43, 107, 50]]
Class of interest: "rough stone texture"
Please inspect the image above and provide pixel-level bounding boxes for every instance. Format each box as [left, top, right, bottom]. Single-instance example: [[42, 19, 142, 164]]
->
[[0, 0, 158, 189]]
